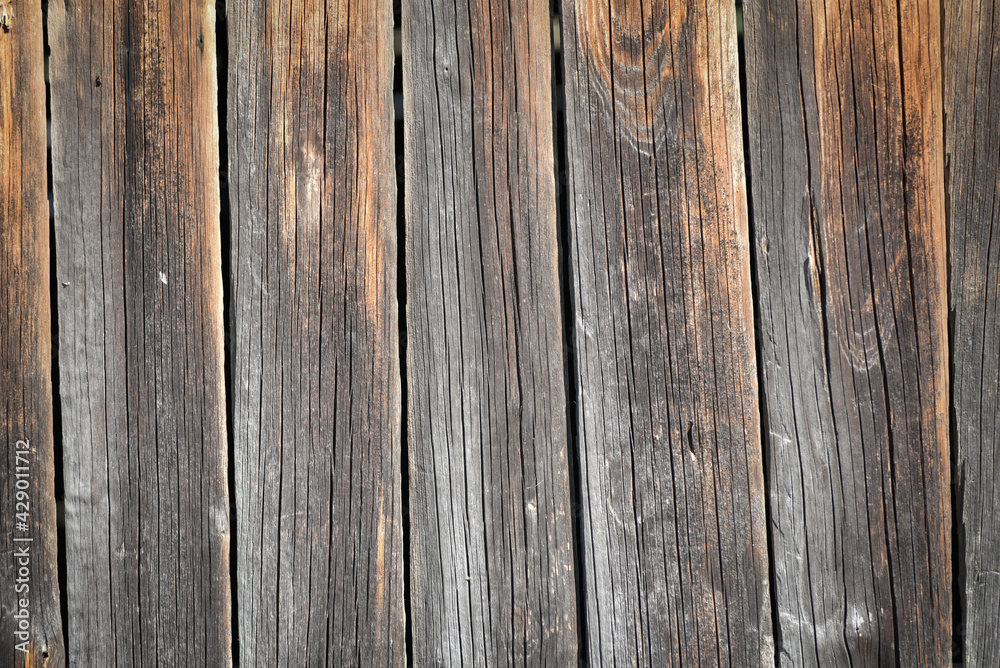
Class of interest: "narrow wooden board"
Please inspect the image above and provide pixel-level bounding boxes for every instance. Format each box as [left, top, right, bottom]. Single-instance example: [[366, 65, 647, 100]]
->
[[745, 0, 950, 664], [0, 0, 65, 663], [946, 1, 1000, 664], [403, 0, 578, 663], [561, 1, 773, 665], [49, 0, 232, 664], [228, 0, 404, 664]]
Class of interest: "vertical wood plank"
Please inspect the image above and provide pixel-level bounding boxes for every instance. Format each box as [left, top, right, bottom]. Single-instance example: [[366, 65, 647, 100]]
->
[[228, 0, 404, 664], [745, 0, 950, 664], [946, 1, 1000, 664], [0, 0, 65, 663], [562, 1, 773, 665], [49, 0, 232, 663], [404, 0, 578, 663]]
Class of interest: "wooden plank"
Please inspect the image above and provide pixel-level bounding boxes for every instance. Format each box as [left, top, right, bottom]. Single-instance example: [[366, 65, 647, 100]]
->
[[561, 1, 772, 665], [946, 1, 1000, 664], [227, 0, 404, 664], [744, 0, 950, 664], [49, 0, 232, 664], [403, 0, 578, 663], [0, 0, 65, 663]]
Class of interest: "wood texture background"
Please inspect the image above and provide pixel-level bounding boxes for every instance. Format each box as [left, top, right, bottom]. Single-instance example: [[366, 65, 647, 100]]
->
[[946, 1, 1000, 665], [562, 0, 773, 665], [403, 0, 578, 664], [0, 0, 979, 664], [0, 0, 64, 663], [745, 0, 950, 664], [228, 0, 404, 664], [49, 0, 232, 663]]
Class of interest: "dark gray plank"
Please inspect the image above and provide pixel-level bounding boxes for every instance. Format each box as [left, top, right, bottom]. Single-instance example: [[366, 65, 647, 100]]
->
[[403, 0, 578, 664], [946, 1, 1000, 664], [228, 0, 404, 664], [562, 1, 773, 665], [745, 0, 950, 664], [0, 0, 65, 663], [49, 0, 232, 663]]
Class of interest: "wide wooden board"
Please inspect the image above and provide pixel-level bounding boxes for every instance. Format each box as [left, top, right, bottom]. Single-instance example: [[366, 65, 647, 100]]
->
[[562, 1, 773, 664], [745, 0, 950, 664], [49, 0, 232, 663]]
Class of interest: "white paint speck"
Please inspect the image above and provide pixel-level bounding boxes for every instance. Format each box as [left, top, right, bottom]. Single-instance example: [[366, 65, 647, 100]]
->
[[159, 272, 167, 285]]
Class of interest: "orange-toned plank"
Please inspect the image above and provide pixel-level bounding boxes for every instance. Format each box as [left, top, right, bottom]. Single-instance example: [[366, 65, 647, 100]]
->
[[0, 0, 64, 663], [745, 0, 950, 663]]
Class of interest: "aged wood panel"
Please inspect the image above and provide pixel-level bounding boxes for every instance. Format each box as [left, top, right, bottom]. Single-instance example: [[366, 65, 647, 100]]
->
[[562, 1, 772, 665], [0, 1, 65, 663], [745, 0, 950, 664], [49, 0, 231, 664], [228, 0, 404, 664], [404, 0, 578, 663], [946, 1, 1000, 664]]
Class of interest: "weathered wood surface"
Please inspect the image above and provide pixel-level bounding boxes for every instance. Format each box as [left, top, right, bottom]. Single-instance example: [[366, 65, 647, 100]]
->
[[404, 0, 578, 663], [946, 1, 1000, 664], [562, 1, 772, 664], [228, 0, 404, 664], [745, 0, 950, 664], [0, 1, 64, 663], [49, 0, 232, 664]]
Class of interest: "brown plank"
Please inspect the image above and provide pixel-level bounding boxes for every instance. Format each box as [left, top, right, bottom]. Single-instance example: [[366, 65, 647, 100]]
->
[[48, 0, 232, 663], [227, 0, 404, 664], [403, 0, 578, 663], [946, 1, 1000, 664], [744, 0, 950, 664], [0, 0, 65, 663], [561, 1, 772, 664]]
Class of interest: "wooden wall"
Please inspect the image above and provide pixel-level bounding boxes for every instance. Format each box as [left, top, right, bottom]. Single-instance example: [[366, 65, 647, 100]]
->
[[0, 0, 996, 665]]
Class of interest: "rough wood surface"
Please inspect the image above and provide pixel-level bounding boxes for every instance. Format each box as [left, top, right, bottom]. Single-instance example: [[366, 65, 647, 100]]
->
[[403, 0, 578, 664], [561, 1, 772, 665], [946, 1, 1000, 664], [228, 0, 404, 664], [0, 1, 65, 663], [745, 0, 950, 664], [49, 0, 232, 664]]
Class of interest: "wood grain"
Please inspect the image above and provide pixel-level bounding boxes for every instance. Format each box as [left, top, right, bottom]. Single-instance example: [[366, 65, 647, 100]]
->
[[228, 0, 404, 664], [562, 1, 773, 665], [49, 0, 232, 663], [744, 0, 950, 664], [946, 1, 1000, 664], [0, 0, 64, 663], [403, 0, 578, 664]]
